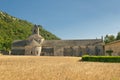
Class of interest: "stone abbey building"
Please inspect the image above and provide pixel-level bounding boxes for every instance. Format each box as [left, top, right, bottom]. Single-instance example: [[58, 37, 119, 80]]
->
[[12, 25, 104, 56], [42, 39, 104, 56]]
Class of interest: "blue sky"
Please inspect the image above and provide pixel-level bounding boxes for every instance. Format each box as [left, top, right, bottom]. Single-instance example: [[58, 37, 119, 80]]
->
[[0, 0, 120, 39]]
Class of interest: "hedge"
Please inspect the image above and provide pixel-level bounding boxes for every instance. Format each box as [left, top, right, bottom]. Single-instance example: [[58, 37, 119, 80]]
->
[[82, 55, 120, 62]]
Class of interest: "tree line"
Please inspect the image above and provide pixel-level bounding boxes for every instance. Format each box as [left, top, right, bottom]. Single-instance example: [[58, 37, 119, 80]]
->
[[104, 32, 120, 44]]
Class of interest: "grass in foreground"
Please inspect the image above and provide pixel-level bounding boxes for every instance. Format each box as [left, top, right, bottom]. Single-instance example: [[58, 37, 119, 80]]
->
[[0, 56, 120, 80]]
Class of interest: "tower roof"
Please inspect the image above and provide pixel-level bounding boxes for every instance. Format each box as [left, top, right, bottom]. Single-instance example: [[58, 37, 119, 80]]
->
[[27, 39, 40, 46], [28, 34, 44, 41]]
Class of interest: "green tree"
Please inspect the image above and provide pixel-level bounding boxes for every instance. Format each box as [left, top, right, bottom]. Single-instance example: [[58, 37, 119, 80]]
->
[[104, 35, 115, 44], [106, 50, 113, 56], [116, 32, 120, 40]]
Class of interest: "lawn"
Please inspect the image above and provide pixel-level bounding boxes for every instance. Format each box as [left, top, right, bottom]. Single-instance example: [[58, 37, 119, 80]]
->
[[0, 56, 120, 80]]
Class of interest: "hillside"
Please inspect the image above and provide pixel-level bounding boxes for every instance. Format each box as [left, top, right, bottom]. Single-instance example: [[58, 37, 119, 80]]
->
[[0, 11, 60, 51]]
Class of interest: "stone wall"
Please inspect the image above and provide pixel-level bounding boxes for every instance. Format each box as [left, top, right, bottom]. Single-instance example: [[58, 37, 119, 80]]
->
[[105, 40, 120, 56]]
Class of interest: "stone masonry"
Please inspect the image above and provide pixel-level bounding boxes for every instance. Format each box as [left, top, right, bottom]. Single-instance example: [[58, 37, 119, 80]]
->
[[41, 39, 104, 56], [105, 40, 120, 56]]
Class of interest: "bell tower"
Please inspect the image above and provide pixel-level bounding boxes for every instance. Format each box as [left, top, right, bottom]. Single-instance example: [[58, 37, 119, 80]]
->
[[32, 25, 39, 35]]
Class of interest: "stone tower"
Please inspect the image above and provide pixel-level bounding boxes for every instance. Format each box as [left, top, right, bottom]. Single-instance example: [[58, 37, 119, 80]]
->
[[32, 25, 39, 35], [25, 25, 44, 56]]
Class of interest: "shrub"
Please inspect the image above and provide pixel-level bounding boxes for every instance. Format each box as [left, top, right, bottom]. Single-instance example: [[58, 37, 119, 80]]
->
[[106, 50, 113, 56], [82, 55, 120, 63]]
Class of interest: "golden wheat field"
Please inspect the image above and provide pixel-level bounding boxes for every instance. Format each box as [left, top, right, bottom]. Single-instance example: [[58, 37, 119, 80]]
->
[[0, 56, 120, 80]]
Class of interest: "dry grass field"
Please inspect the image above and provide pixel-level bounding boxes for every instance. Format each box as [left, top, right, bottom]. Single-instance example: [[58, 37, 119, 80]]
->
[[0, 56, 120, 80]]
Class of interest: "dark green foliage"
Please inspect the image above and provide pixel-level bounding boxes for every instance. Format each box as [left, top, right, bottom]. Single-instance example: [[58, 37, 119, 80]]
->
[[104, 35, 115, 44], [104, 32, 120, 43], [116, 32, 120, 40], [38, 25, 60, 40], [0, 11, 60, 51], [82, 55, 120, 62], [106, 50, 113, 56]]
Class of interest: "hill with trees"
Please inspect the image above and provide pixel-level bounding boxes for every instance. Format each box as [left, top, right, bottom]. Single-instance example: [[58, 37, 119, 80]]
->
[[0, 11, 60, 51]]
